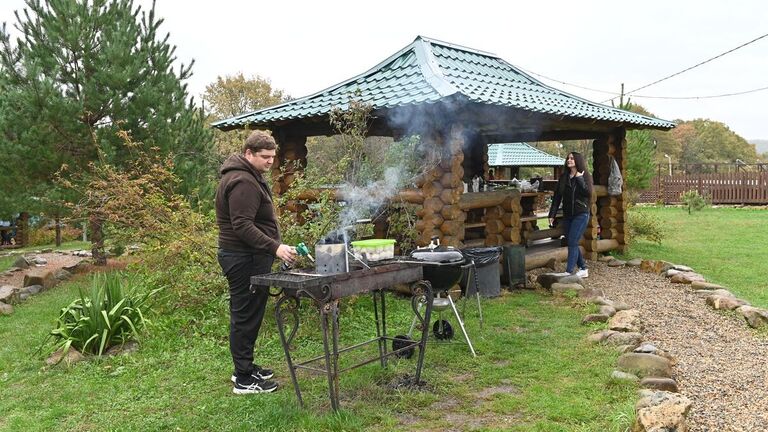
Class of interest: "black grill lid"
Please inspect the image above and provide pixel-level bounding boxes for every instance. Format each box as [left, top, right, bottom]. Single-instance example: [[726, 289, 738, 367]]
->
[[409, 247, 464, 264]]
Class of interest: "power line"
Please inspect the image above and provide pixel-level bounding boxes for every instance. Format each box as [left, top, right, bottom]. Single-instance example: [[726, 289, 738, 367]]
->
[[624, 32, 768, 96], [632, 84, 768, 100], [523, 66, 767, 103], [517, 67, 619, 95]]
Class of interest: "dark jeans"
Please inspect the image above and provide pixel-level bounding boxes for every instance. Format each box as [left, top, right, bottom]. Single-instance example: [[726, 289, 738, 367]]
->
[[217, 250, 274, 380], [560, 212, 589, 273]]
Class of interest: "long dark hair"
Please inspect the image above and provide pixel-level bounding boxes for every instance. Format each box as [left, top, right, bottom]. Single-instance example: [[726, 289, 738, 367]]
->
[[564, 152, 593, 194], [565, 152, 588, 173]]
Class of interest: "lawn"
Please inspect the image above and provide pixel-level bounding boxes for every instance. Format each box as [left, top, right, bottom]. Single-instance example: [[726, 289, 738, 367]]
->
[[4, 205, 761, 431], [619, 205, 768, 307], [0, 271, 635, 431]]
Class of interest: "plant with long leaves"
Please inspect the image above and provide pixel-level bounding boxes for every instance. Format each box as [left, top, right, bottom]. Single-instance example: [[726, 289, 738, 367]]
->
[[49, 272, 161, 359]]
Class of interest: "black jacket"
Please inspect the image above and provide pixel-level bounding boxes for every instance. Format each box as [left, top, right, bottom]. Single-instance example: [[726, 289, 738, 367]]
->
[[548, 172, 594, 219], [215, 155, 281, 254]]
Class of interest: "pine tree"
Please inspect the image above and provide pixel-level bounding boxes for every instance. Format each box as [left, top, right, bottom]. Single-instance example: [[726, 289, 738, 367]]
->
[[0, 0, 214, 214], [0, 0, 215, 254]]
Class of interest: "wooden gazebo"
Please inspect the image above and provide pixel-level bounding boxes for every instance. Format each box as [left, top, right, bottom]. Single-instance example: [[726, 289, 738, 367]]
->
[[213, 36, 674, 264]]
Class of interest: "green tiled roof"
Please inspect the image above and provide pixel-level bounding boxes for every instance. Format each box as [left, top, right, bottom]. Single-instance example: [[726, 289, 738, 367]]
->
[[487, 142, 565, 167], [212, 36, 675, 131]]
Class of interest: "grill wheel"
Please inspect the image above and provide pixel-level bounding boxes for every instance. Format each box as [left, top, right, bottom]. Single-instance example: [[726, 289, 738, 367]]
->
[[432, 319, 454, 340]]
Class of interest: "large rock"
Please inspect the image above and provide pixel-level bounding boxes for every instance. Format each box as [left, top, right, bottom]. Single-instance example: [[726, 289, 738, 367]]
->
[[634, 390, 692, 432], [604, 331, 644, 347], [599, 305, 617, 317], [12, 256, 30, 269], [611, 370, 639, 382], [586, 329, 617, 344], [577, 287, 605, 300], [691, 280, 725, 290], [640, 377, 679, 393], [694, 288, 734, 298], [19, 285, 42, 295], [598, 255, 615, 262], [551, 282, 583, 296], [537, 273, 584, 290], [626, 258, 643, 267], [653, 260, 674, 274], [610, 309, 642, 333], [54, 269, 72, 281], [582, 313, 610, 324], [46, 347, 86, 366], [705, 295, 749, 310], [0, 285, 19, 305], [607, 259, 626, 267], [670, 271, 706, 284], [617, 353, 672, 378], [23, 270, 56, 290], [0, 302, 13, 315], [736, 306, 768, 329], [640, 260, 657, 272]]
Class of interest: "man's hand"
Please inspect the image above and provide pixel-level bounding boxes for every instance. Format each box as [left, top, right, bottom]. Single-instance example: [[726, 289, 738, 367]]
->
[[276, 244, 298, 264], [575, 171, 584, 177], [548, 217, 555, 227]]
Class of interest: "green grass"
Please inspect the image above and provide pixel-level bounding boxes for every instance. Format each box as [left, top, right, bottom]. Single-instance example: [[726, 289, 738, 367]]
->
[[619, 205, 768, 307], [0, 273, 635, 431]]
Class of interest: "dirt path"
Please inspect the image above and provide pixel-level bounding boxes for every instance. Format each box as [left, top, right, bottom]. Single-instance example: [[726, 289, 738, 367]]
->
[[0, 251, 84, 288], [587, 261, 768, 432]]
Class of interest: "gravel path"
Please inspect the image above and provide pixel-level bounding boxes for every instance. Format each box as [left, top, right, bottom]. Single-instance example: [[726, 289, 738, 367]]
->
[[0, 252, 83, 288], [587, 261, 768, 432]]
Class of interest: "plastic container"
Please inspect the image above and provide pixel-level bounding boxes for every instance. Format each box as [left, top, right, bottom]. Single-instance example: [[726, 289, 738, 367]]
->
[[350, 239, 396, 262]]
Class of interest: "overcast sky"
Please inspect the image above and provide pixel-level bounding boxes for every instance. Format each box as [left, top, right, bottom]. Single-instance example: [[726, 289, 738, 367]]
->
[[2, 0, 767, 140]]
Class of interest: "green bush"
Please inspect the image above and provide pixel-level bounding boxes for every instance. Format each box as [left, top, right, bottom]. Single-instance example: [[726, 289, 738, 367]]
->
[[28, 225, 83, 246], [627, 209, 665, 245], [49, 272, 161, 358], [680, 190, 708, 214]]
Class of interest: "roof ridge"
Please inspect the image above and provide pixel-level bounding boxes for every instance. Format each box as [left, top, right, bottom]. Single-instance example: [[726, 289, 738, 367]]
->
[[416, 35, 500, 58], [413, 37, 458, 97]]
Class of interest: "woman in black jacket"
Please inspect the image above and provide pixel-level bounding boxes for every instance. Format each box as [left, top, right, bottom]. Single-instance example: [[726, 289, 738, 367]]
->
[[548, 152, 594, 278]]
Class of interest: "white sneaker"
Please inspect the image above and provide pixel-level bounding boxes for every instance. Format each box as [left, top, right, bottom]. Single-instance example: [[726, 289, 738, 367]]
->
[[576, 269, 589, 278]]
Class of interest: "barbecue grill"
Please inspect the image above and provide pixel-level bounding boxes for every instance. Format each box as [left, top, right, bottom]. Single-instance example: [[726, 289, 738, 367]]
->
[[403, 243, 480, 357], [252, 261, 433, 411]]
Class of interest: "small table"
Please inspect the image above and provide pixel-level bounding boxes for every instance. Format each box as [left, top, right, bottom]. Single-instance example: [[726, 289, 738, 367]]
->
[[251, 262, 433, 411]]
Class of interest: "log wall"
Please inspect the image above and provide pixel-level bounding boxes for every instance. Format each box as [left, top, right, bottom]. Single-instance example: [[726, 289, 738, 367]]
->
[[414, 125, 466, 247], [592, 129, 628, 254]]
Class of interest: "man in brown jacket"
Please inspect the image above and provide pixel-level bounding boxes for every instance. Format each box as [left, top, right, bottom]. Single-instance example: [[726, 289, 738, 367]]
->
[[215, 130, 297, 394]]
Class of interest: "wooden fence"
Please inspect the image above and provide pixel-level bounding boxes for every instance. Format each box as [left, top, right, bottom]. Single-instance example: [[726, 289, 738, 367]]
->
[[637, 172, 768, 204]]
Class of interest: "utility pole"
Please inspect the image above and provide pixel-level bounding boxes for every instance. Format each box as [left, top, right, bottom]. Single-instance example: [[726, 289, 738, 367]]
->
[[619, 83, 624, 107]]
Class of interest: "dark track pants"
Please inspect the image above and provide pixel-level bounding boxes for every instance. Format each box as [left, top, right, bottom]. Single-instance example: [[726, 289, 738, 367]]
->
[[217, 250, 274, 380]]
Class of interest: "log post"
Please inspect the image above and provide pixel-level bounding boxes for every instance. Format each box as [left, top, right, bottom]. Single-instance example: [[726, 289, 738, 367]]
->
[[272, 128, 308, 222], [17, 212, 29, 248]]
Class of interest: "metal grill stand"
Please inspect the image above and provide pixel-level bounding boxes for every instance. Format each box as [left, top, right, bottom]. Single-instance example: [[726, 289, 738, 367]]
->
[[252, 262, 432, 411]]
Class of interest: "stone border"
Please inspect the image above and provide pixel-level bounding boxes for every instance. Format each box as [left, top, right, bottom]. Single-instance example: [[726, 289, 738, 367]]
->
[[537, 268, 693, 431], [0, 251, 89, 316]]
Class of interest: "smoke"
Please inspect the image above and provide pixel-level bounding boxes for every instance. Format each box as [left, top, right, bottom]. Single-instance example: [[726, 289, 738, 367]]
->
[[336, 164, 405, 234]]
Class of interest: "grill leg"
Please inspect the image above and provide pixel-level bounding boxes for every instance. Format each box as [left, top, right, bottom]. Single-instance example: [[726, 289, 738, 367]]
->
[[413, 280, 433, 383], [275, 295, 303, 407], [319, 300, 340, 411], [372, 290, 386, 368], [448, 295, 477, 357], [381, 290, 388, 363], [331, 300, 341, 410]]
